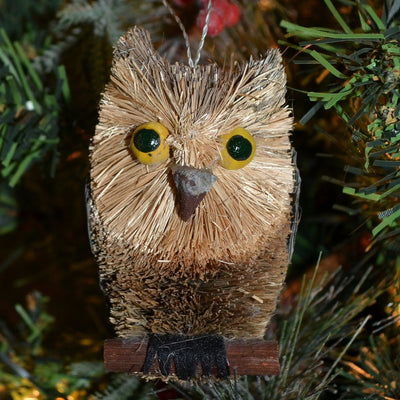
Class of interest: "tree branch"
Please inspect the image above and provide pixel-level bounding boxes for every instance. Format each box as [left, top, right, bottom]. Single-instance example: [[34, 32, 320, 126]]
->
[[104, 337, 280, 377]]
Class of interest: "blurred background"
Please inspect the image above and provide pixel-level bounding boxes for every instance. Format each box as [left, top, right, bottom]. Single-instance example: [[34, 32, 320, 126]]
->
[[0, 0, 399, 399]]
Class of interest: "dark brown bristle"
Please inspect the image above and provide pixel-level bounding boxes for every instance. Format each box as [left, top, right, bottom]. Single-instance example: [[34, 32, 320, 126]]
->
[[89, 26, 296, 364]]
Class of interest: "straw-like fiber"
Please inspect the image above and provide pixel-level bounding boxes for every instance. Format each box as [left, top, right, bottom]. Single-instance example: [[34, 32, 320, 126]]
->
[[89, 27, 295, 340]]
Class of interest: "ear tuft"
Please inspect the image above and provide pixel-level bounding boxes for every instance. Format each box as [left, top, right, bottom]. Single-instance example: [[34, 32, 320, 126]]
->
[[113, 26, 164, 67]]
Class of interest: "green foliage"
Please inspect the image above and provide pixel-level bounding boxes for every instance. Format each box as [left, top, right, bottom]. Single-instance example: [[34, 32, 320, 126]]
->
[[0, 28, 70, 188], [0, 290, 155, 400], [92, 373, 155, 400], [282, 0, 400, 255], [174, 261, 385, 399], [0, 0, 62, 42], [0, 291, 108, 399], [58, 0, 168, 42], [58, 0, 132, 44], [340, 276, 400, 399], [0, 0, 167, 195], [0, 181, 17, 234], [1, 1, 399, 399], [0, 264, 387, 399], [340, 332, 400, 399]]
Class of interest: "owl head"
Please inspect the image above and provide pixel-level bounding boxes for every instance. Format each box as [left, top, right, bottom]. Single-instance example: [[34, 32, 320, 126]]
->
[[90, 27, 294, 278]]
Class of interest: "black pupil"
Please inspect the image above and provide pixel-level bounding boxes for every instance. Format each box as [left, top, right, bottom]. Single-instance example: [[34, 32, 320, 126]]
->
[[133, 129, 161, 153], [226, 135, 252, 161]]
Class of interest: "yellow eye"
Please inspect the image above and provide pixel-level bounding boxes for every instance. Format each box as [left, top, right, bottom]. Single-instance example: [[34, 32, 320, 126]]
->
[[219, 127, 256, 170], [130, 122, 170, 165]]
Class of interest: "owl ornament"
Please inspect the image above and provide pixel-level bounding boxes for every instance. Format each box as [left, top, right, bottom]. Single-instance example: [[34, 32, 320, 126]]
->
[[88, 26, 298, 380]]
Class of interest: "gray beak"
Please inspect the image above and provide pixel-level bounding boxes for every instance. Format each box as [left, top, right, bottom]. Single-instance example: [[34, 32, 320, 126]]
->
[[171, 165, 217, 221]]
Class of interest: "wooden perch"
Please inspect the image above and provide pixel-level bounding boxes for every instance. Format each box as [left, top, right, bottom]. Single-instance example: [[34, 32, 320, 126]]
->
[[104, 337, 280, 376]]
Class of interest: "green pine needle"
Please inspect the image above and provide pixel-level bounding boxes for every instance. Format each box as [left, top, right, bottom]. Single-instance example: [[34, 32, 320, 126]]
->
[[282, 0, 400, 251], [324, 0, 353, 34], [0, 29, 69, 187]]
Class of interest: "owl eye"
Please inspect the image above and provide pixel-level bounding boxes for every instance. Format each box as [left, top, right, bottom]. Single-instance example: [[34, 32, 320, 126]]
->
[[130, 122, 170, 165], [219, 127, 256, 170]]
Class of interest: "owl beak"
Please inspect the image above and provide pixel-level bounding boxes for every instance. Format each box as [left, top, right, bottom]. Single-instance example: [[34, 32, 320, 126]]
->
[[171, 165, 217, 221]]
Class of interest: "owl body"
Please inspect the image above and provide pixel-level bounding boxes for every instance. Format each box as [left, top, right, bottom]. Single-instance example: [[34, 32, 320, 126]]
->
[[89, 27, 295, 374]]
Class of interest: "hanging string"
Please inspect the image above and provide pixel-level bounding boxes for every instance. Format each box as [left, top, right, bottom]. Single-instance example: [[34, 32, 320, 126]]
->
[[194, 0, 212, 68], [161, 0, 212, 69], [162, 0, 194, 67]]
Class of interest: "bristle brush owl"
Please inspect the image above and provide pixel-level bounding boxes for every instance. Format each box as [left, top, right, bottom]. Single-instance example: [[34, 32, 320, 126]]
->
[[88, 26, 297, 380]]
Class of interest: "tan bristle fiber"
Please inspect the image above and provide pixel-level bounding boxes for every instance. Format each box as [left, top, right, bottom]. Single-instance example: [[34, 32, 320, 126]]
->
[[89, 26, 296, 355]]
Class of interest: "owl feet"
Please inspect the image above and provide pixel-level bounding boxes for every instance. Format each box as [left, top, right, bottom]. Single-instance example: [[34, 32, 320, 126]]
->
[[142, 334, 229, 380]]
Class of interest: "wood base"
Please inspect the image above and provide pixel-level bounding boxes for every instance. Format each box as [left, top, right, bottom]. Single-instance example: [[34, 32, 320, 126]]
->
[[104, 337, 280, 377]]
